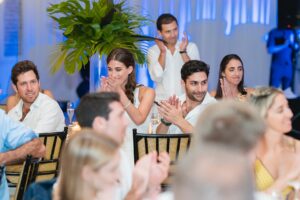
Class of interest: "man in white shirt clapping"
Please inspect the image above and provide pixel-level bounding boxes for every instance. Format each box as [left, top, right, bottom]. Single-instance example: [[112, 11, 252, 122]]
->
[[147, 13, 200, 101]]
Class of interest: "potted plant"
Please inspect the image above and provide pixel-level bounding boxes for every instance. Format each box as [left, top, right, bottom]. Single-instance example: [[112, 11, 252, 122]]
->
[[47, 0, 155, 74]]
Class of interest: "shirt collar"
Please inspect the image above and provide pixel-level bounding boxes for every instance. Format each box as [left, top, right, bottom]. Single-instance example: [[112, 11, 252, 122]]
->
[[14, 92, 42, 115]]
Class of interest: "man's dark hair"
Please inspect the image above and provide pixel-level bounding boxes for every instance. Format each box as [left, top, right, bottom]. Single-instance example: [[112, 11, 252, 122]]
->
[[75, 92, 120, 127], [156, 13, 178, 31], [181, 60, 210, 82], [11, 60, 40, 85]]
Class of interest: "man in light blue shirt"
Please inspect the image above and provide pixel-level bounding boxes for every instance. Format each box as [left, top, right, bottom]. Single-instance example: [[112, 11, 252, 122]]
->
[[0, 109, 45, 200]]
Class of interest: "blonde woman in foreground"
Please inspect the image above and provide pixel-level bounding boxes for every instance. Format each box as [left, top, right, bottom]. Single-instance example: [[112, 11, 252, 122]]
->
[[52, 129, 121, 200], [249, 87, 300, 198]]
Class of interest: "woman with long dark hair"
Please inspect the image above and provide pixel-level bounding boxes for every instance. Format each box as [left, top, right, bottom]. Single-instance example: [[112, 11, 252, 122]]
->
[[100, 48, 155, 166], [210, 54, 253, 101]]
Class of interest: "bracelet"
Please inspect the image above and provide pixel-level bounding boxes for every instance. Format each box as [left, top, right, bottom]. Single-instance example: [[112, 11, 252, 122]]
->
[[124, 100, 131, 109], [179, 50, 187, 54], [161, 118, 172, 126]]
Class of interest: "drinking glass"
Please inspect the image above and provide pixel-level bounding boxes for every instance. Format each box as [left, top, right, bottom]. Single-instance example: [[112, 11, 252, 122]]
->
[[149, 105, 160, 134], [67, 101, 75, 125]]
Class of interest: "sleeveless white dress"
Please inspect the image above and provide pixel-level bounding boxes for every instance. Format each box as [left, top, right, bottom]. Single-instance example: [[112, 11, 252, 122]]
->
[[121, 87, 151, 168]]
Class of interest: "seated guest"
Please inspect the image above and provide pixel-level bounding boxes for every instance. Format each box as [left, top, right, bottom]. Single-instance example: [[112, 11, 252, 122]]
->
[[52, 129, 121, 200], [173, 100, 266, 200], [8, 60, 65, 133], [156, 60, 216, 134], [6, 89, 53, 113], [249, 87, 300, 197], [100, 48, 155, 165], [0, 109, 45, 200], [175, 148, 254, 200], [75, 92, 170, 199], [210, 54, 254, 101]]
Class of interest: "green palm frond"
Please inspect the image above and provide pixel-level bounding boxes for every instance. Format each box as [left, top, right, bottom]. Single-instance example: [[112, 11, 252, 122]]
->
[[47, 0, 155, 74]]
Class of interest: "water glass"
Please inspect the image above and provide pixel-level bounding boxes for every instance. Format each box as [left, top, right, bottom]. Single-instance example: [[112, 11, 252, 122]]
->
[[148, 104, 160, 134], [67, 101, 75, 125]]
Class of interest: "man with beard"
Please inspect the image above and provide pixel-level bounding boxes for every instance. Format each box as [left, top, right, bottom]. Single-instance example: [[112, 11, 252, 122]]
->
[[8, 60, 65, 133], [147, 13, 200, 101], [156, 60, 216, 134]]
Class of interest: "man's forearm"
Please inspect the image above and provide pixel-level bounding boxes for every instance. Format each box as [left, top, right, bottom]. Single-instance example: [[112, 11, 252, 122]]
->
[[174, 119, 193, 133], [0, 138, 45, 165], [158, 52, 166, 70], [156, 123, 169, 134], [181, 53, 191, 63]]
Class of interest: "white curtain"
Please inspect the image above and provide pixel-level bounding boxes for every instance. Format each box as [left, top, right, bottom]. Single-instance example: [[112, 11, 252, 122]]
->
[[129, 0, 276, 90], [0, 0, 277, 103]]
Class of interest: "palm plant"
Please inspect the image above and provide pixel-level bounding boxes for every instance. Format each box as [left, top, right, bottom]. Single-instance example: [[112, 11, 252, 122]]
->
[[47, 0, 155, 74]]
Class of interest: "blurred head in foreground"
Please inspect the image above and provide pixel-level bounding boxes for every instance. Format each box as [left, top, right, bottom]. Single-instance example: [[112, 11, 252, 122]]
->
[[59, 129, 120, 200], [174, 100, 265, 200]]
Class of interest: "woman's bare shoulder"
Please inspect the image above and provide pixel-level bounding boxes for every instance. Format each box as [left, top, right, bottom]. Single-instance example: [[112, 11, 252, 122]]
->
[[43, 89, 54, 99], [283, 135, 300, 152], [138, 86, 155, 101], [245, 87, 255, 95], [139, 85, 154, 94], [6, 94, 19, 111]]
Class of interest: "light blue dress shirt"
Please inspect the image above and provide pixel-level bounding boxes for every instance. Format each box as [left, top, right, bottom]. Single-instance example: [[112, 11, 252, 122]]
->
[[0, 109, 38, 200]]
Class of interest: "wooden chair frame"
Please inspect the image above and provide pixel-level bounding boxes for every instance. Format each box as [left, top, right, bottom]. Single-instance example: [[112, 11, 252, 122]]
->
[[6, 127, 68, 199], [132, 128, 191, 188]]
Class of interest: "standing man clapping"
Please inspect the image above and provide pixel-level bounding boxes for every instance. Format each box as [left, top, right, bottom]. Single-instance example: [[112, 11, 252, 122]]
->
[[147, 13, 200, 101]]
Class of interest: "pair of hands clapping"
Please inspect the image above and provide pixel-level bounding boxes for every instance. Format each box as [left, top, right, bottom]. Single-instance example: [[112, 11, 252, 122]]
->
[[99, 76, 122, 93], [155, 32, 189, 53], [127, 152, 170, 199], [157, 95, 186, 125]]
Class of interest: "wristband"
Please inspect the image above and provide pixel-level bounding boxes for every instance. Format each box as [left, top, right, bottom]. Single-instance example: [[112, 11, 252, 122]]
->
[[179, 50, 187, 54], [161, 118, 172, 126]]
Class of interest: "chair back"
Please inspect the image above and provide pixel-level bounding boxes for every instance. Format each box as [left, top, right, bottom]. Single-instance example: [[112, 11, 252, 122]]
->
[[132, 128, 191, 188], [6, 127, 67, 191], [14, 155, 36, 200], [30, 127, 68, 182], [39, 127, 68, 160]]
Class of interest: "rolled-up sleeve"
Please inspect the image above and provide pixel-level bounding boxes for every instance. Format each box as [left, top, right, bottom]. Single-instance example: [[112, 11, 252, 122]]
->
[[0, 110, 37, 151], [147, 46, 164, 82], [187, 43, 200, 60]]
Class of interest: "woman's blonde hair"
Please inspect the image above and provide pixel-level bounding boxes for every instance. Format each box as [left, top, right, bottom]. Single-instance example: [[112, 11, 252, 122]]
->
[[59, 128, 119, 200], [248, 87, 283, 118]]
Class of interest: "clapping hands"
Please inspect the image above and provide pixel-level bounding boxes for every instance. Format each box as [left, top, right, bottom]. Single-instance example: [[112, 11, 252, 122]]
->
[[220, 77, 235, 98], [179, 32, 188, 51], [157, 95, 184, 125], [128, 152, 170, 199], [99, 76, 122, 93], [155, 38, 167, 53]]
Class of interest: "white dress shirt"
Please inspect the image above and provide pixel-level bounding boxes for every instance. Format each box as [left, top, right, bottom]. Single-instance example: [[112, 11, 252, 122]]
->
[[8, 93, 65, 133], [147, 41, 200, 101]]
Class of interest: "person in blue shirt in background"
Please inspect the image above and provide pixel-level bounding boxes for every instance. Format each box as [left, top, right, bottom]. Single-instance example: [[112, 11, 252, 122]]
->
[[0, 109, 45, 200], [267, 27, 299, 98]]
